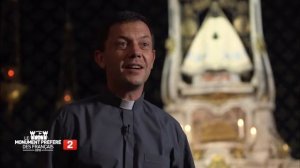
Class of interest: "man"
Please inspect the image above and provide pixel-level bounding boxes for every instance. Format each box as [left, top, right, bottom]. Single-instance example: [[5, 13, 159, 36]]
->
[[46, 11, 195, 168]]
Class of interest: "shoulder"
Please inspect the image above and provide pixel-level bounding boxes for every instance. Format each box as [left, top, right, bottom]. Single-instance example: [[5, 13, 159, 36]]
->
[[143, 100, 171, 118], [143, 100, 182, 130], [50, 96, 101, 136], [67, 95, 100, 108], [55, 95, 101, 119], [143, 100, 187, 143]]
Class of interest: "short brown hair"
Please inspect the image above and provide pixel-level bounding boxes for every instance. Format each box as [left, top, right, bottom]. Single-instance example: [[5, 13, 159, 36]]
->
[[96, 11, 154, 51]]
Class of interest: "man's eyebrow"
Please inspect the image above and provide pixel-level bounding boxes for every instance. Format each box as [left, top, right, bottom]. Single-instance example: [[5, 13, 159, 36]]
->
[[140, 35, 151, 39], [116, 35, 151, 40], [116, 36, 129, 40]]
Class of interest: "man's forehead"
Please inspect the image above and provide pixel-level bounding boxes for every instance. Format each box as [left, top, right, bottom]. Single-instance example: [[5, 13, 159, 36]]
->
[[108, 21, 152, 36], [116, 35, 151, 41]]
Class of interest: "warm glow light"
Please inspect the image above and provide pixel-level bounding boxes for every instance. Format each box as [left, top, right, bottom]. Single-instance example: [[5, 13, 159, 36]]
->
[[184, 125, 191, 132], [64, 94, 72, 102], [237, 119, 244, 127], [10, 89, 20, 99], [283, 144, 289, 152], [250, 127, 257, 135], [8, 69, 15, 78]]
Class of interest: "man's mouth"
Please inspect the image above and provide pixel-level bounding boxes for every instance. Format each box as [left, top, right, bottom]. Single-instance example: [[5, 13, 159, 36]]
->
[[124, 64, 143, 69]]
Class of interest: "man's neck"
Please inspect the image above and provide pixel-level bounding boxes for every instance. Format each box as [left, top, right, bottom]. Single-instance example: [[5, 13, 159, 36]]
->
[[107, 84, 144, 101]]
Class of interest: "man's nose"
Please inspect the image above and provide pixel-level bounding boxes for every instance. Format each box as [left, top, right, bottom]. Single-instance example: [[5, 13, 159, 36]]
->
[[129, 42, 142, 58]]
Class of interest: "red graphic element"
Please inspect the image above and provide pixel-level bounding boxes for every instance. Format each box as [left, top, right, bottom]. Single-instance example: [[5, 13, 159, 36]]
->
[[63, 140, 77, 150], [7, 69, 15, 78]]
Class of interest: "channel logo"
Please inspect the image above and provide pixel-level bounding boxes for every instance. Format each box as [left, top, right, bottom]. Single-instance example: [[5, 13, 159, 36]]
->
[[63, 139, 77, 150]]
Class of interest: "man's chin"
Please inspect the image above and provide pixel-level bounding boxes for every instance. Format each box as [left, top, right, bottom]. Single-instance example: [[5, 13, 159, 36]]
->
[[124, 80, 144, 90]]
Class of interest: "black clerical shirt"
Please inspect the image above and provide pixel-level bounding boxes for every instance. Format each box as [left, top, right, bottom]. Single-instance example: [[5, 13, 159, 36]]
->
[[46, 89, 195, 168]]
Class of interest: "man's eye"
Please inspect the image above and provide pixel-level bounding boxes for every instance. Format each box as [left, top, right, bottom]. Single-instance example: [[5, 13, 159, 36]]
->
[[116, 41, 127, 49], [140, 42, 150, 49]]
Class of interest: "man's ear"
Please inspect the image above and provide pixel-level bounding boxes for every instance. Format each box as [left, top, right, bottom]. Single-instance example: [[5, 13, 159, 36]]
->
[[151, 50, 156, 69], [94, 50, 105, 69]]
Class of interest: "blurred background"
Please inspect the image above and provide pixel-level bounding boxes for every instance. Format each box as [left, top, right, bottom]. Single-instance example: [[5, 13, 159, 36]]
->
[[0, 0, 299, 167]]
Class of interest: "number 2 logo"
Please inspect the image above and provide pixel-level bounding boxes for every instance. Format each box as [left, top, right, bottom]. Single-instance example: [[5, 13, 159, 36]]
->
[[63, 140, 77, 150]]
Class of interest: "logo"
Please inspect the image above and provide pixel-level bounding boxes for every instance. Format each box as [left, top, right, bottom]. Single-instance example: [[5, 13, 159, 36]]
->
[[15, 131, 61, 152], [63, 140, 77, 150], [30, 131, 48, 140]]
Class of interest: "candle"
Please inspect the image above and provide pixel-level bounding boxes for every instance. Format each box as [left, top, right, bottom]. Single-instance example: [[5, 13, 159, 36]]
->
[[184, 124, 192, 142], [184, 124, 191, 132], [250, 126, 257, 143], [237, 118, 244, 139]]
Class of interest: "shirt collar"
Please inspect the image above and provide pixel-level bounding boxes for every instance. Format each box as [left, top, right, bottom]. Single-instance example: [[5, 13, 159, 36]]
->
[[99, 86, 144, 111], [120, 99, 135, 110]]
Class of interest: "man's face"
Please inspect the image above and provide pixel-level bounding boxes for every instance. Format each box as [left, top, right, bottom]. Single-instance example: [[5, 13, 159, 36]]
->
[[95, 21, 155, 89]]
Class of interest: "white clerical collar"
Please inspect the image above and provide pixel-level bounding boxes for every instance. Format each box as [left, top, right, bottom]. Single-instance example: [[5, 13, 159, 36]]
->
[[120, 99, 135, 110]]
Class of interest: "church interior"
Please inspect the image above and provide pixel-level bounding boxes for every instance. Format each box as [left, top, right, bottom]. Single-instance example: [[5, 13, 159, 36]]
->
[[0, 0, 299, 167]]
